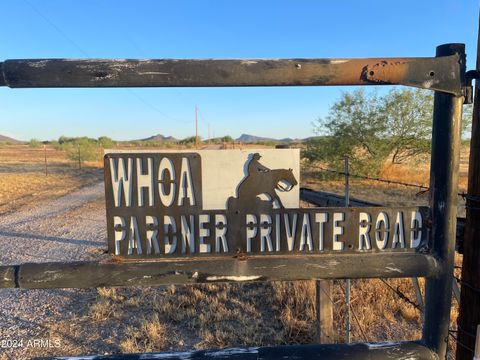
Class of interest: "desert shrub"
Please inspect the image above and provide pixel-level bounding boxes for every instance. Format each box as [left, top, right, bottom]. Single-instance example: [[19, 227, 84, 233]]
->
[[29, 139, 42, 148]]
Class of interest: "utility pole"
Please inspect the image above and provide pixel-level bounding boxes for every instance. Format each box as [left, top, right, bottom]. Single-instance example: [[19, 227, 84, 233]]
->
[[456, 15, 480, 360], [195, 106, 199, 149]]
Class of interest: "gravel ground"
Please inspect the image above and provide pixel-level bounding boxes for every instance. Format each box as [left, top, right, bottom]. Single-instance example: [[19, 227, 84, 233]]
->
[[0, 182, 107, 359]]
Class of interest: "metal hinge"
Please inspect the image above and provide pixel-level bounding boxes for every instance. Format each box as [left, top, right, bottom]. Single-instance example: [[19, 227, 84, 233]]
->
[[464, 70, 480, 104], [365, 54, 465, 98]]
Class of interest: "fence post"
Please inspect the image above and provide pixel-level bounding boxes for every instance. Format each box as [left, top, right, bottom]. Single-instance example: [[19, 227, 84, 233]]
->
[[344, 155, 351, 343], [44, 144, 48, 176], [423, 43, 464, 358], [457, 14, 480, 358], [77, 144, 81, 170], [411, 277, 424, 312], [316, 280, 334, 343]]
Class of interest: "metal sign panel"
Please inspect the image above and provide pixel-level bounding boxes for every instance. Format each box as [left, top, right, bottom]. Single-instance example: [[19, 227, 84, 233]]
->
[[104, 150, 428, 259]]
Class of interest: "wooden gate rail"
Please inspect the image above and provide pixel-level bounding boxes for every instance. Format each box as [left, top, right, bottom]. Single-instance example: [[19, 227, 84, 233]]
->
[[0, 253, 440, 289], [0, 43, 467, 359]]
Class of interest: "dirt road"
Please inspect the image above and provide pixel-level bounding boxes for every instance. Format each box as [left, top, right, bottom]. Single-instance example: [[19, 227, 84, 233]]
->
[[0, 182, 107, 358]]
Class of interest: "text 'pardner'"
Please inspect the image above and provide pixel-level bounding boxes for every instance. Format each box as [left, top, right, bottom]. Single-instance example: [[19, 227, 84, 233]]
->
[[104, 151, 428, 258]]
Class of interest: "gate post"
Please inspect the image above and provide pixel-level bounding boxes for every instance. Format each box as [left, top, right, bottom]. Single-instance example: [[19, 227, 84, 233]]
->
[[423, 43, 465, 357]]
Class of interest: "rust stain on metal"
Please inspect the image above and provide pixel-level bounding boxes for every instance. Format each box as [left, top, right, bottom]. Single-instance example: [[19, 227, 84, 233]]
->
[[364, 60, 409, 84], [0, 54, 464, 95]]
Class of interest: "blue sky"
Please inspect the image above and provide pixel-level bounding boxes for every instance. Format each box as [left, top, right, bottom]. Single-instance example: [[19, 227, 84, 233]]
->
[[0, 0, 478, 141]]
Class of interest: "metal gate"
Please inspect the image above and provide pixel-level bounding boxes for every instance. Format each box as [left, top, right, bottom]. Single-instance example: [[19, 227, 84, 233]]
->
[[0, 43, 469, 359]]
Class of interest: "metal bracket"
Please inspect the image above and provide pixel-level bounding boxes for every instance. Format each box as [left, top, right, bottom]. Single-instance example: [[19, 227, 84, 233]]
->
[[464, 70, 480, 104], [364, 54, 465, 97]]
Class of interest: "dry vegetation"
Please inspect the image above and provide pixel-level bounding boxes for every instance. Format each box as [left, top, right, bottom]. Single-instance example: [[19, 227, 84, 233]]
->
[[22, 279, 432, 357], [1, 143, 470, 358], [0, 145, 102, 214]]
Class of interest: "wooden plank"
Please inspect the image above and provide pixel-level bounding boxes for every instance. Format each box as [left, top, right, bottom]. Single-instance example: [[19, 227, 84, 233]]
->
[[316, 280, 334, 343], [0, 253, 441, 289], [0, 55, 464, 95], [41, 341, 437, 359]]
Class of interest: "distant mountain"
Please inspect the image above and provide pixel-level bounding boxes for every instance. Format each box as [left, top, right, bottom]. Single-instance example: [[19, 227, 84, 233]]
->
[[236, 134, 303, 143], [139, 133, 312, 144], [0, 134, 22, 143], [140, 134, 178, 142], [302, 135, 323, 142], [236, 134, 278, 143]]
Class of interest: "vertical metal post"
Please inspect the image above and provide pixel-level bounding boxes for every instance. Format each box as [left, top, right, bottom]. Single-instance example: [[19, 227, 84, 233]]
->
[[411, 277, 424, 311], [77, 145, 81, 170], [344, 155, 350, 207], [195, 105, 199, 149], [44, 144, 48, 176], [344, 155, 351, 343], [475, 325, 480, 359], [457, 14, 480, 360], [423, 43, 464, 358]]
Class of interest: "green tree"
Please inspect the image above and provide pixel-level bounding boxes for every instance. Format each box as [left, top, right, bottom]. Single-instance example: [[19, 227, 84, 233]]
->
[[98, 136, 115, 149], [304, 87, 472, 175], [60, 137, 102, 164], [179, 136, 199, 145], [221, 135, 234, 143], [380, 88, 433, 164], [305, 89, 389, 174]]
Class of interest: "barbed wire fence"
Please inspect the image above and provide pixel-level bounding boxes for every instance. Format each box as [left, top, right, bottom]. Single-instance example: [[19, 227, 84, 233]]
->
[[302, 159, 470, 357]]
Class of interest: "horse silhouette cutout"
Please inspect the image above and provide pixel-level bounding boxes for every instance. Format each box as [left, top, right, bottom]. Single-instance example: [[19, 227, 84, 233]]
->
[[227, 153, 298, 211]]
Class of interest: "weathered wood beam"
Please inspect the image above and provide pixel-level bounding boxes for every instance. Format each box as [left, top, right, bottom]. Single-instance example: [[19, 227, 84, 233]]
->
[[0, 55, 464, 95], [44, 341, 437, 359], [316, 280, 334, 343], [0, 253, 440, 289]]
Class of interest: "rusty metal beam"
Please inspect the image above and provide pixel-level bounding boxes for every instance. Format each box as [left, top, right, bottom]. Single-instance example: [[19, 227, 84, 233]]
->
[[0, 54, 465, 95]]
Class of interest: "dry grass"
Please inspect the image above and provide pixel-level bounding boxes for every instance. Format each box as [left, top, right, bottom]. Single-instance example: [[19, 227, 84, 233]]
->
[[2, 143, 468, 358], [28, 276, 442, 358], [120, 314, 169, 353], [0, 145, 102, 213], [302, 146, 469, 218]]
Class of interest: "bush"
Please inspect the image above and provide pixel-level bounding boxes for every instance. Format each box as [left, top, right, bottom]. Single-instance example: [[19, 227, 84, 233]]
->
[[57, 137, 103, 163], [98, 136, 116, 149], [179, 136, 199, 145], [29, 139, 42, 148]]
